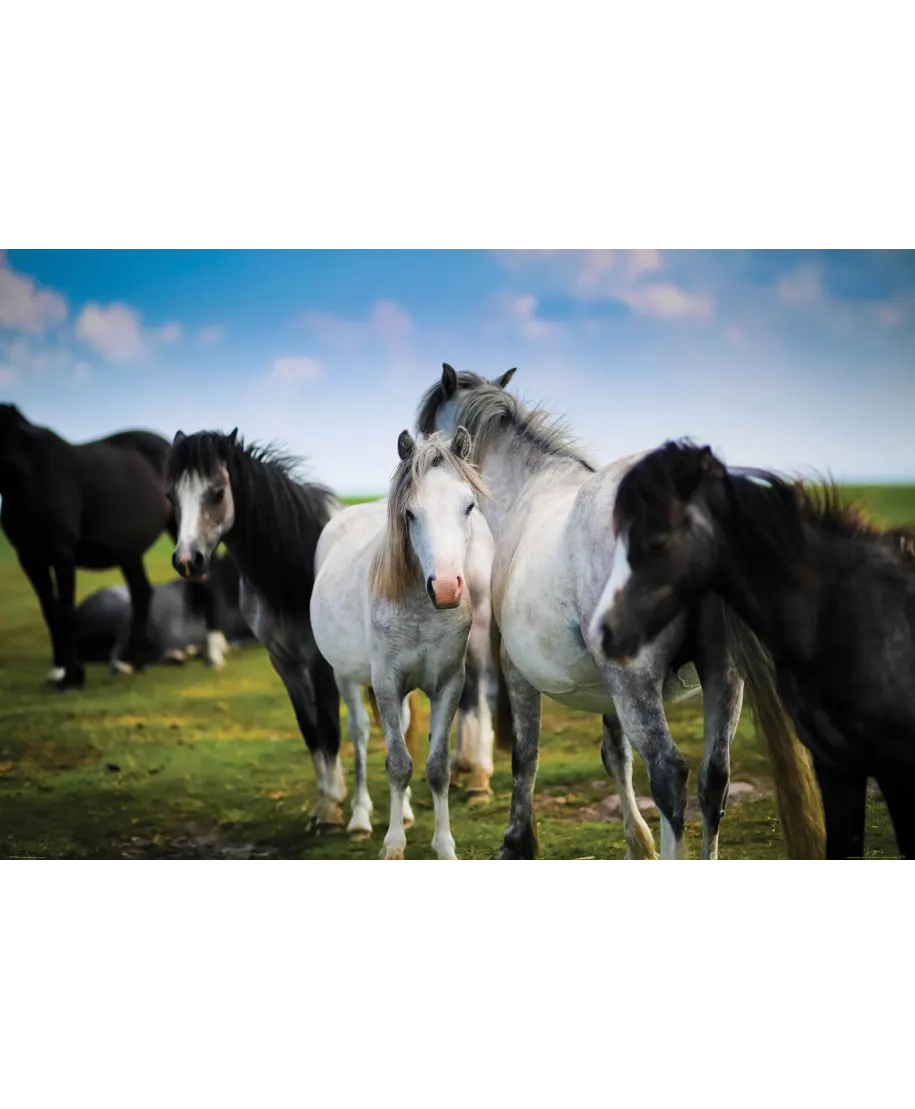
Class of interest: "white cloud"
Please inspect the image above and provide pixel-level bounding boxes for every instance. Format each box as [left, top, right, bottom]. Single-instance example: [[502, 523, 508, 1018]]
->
[[619, 283, 714, 321], [0, 252, 68, 334], [271, 355, 323, 382], [72, 362, 92, 382], [0, 367, 15, 386], [777, 263, 824, 308], [197, 324, 226, 344], [74, 301, 183, 363], [298, 299, 414, 350]]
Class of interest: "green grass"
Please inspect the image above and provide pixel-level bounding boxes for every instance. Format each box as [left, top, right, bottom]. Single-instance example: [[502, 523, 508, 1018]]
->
[[2, 485, 913, 860]]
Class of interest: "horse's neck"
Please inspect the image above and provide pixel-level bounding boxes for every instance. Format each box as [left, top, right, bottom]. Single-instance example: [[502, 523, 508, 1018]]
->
[[715, 519, 825, 667], [478, 438, 588, 546]]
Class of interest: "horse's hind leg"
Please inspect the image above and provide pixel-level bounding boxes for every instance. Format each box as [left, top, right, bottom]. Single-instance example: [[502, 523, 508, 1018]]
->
[[427, 667, 465, 860], [870, 755, 914, 858], [454, 625, 495, 802], [339, 676, 373, 838], [311, 650, 345, 821], [18, 556, 63, 684], [119, 557, 153, 672], [601, 713, 657, 860], [695, 601, 745, 860], [52, 561, 84, 690]]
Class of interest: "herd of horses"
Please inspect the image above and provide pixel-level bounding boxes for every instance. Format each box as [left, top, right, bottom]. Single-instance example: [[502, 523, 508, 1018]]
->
[[2, 363, 913, 860]]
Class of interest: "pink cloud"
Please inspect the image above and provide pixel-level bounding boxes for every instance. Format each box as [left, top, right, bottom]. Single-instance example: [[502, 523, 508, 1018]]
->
[[297, 299, 413, 350], [777, 264, 824, 308]]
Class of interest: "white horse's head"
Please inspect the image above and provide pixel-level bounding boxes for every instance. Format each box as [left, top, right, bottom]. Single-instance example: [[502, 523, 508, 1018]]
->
[[417, 363, 517, 437], [372, 428, 488, 609]]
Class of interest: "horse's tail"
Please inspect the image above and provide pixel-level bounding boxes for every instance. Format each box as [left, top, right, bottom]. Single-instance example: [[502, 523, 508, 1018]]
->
[[721, 606, 826, 859], [490, 620, 514, 751], [366, 687, 423, 759]]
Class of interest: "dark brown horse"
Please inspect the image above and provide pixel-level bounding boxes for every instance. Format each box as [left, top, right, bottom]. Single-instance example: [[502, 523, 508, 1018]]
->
[[595, 439, 915, 859], [0, 404, 215, 690]]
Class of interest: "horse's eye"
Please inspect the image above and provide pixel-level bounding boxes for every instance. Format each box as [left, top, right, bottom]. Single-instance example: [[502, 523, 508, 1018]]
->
[[213, 488, 225, 504], [164, 491, 174, 505], [405, 509, 416, 522], [465, 502, 475, 516], [646, 535, 669, 553]]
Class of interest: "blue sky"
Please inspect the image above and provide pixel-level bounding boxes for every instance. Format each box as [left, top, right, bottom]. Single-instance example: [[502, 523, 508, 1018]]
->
[[1, 249, 913, 492]]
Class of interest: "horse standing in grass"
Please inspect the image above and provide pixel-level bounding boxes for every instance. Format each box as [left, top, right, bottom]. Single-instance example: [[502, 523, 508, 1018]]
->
[[0, 403, 218, 690], [165, 429, 351, 831], [311, 429, 489, 859], [594, 440, 913, 859], [418, 365, 825, 859]]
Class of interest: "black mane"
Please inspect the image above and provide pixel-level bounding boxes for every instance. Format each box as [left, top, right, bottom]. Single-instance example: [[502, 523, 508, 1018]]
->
[[166, 431, 338, 619], [617, 438, 915, 576]]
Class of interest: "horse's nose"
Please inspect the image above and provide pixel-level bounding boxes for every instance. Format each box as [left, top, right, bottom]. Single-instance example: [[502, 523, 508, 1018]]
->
[[600, 621, 615, 658], [426, 574, 464, 608], [172, 550, 187, 575], [172, 548, 205, 577]]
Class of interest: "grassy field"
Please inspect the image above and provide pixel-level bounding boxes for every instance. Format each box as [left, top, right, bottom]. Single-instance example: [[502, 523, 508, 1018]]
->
[[2, 486, 913, 860]]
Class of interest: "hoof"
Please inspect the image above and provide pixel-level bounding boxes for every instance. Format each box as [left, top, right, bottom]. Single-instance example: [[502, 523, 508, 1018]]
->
[[384, 848, 405, 860], [109, 659, 134, 676], [162, 650, 187, 666], [319, 802, 345, 828], [46, 666, 66, 684], [467, 767, 493, 798], [349, 830, 372, 842], [468, 791, 493, 809], [492, 846, 522, 860]]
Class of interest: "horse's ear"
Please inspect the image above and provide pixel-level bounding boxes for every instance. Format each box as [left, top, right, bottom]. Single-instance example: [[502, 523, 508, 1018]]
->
[[172, 430, 185, 447], [495, 367, 517, 389], [699, 446, 725, 482], [441, 363, 458, 398], [397, 429, 415, 461], [226, 428, 238, 450], [450, 425, 472, 460]]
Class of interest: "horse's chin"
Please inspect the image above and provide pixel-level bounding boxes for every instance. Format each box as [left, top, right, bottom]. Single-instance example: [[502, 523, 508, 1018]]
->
[[431, 597, 462, 611]]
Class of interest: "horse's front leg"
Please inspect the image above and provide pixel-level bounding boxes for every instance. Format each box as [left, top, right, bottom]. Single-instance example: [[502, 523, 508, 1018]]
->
[[427, 666, 465, 860], [338, 676, 373, 838], [607, 667, 689, 860], [271, 652, 345, 831], [374, 679, 412, 860], [494, 645, 542, 860]]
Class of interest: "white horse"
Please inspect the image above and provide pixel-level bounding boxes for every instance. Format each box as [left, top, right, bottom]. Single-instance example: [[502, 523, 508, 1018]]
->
[[311, 428, 489, 859], [418, 365, 823, 861]]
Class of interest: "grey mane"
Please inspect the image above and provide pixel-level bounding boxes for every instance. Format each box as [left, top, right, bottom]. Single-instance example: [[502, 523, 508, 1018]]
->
[[418, 375, 597, 474]]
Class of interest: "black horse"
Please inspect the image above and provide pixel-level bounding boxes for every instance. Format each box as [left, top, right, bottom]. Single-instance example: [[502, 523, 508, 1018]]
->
[[164, 430, 344, 830], [595, 439, 915, 859], [0, 404, 216, 690]]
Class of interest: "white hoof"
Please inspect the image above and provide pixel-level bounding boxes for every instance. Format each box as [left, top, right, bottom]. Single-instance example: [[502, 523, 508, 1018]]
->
[[433, 839, 457, 860], [347, 804, 373, 839], [46, 666, 66, 683], [109, 659, 134, 675]]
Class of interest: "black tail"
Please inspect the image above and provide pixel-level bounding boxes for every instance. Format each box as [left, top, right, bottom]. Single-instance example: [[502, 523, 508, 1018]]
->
[[721, 606, 826, 859]]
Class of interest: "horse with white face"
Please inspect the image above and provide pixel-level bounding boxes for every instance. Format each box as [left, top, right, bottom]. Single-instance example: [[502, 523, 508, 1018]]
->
[[165, 429, 347, 832], [311, 428, 488, 859]]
